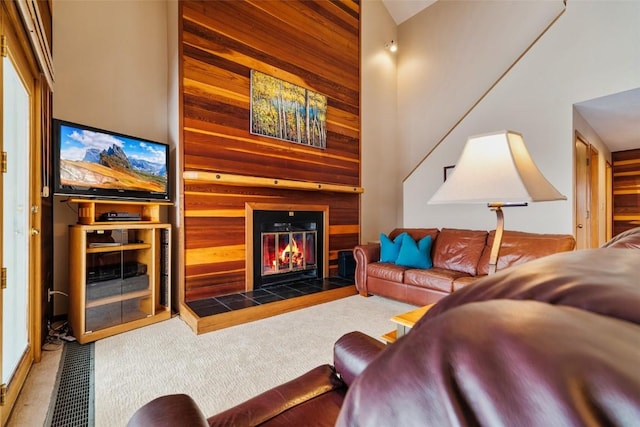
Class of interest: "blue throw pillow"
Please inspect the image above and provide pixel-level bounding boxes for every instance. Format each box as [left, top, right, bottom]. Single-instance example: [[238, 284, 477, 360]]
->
[[395, 234, 433, 269], [379, 232, 406, 263]]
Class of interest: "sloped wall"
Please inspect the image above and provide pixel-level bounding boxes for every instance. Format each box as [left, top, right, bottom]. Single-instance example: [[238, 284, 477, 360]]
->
[[399, 1, 640, 235]]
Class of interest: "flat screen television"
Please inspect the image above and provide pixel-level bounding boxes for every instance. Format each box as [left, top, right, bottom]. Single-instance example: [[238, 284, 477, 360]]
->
[[53, 119, 170, 201]]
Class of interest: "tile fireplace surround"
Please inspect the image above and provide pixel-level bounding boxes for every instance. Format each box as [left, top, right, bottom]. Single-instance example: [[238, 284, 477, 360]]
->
[[185, 276, 354, 318]]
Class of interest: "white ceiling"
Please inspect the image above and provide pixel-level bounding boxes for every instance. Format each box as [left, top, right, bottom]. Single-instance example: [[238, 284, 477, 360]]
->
[[382, 0, 436, 25], [575, 88, 640, 153], [381, 1, 639, 153]]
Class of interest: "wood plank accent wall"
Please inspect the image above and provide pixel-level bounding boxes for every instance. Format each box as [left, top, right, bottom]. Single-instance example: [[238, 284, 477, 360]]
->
[[612, 149, 640, 236], [180, 0, 361, 301]]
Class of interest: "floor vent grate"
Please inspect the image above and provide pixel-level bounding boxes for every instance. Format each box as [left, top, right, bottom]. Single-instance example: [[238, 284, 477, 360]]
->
[[46, 341, 95, 427]]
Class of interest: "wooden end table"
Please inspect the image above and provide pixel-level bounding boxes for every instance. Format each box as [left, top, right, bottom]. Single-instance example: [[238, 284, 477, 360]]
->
[[381, 303, 435, 344]]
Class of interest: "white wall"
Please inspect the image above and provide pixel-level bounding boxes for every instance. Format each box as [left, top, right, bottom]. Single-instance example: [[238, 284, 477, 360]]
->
[[52, 0, 171, 315], [166, 0, 181, 308], [360, 1, 399, 243], [399, 0, 640, 235]]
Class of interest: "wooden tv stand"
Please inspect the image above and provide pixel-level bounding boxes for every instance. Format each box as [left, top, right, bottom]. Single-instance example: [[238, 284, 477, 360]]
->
[[67, 199, 172, 344]]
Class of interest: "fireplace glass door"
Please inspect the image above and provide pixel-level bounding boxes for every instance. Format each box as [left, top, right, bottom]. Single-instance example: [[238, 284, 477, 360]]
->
[[253, 210, 324, 288], [261, 231, 317, 276]]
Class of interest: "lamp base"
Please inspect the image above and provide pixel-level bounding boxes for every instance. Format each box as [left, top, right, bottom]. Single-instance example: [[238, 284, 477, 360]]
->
[[487, 202, 527, 275], [488, 206, 504, 275]]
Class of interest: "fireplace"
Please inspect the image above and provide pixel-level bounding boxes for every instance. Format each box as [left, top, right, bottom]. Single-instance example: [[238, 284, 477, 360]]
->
[[252, 209, 324, 288]]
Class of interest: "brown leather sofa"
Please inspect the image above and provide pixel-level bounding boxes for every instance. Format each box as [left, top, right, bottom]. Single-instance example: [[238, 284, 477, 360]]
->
[[128, 228, 640, 427], [353, 227, 576, 306]]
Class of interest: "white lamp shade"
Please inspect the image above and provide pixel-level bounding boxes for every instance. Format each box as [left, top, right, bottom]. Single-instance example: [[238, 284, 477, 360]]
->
[[429, 130, 566, 204]]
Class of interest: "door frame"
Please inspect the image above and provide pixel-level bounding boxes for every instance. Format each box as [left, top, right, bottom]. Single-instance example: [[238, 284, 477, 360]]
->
[[605, 160, 612, 241], [574, 134, 589, 249], [0, 2, 43, 422], [589, 144, 600, 246]]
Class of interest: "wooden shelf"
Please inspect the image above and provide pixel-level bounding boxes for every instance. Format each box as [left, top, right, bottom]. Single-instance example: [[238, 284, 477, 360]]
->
[[68, 198, 172, 225], [613, 215, 640, 221], [86, 243, 152, 253], [183, 170, 364, 194], [85, 289, 151, 309]]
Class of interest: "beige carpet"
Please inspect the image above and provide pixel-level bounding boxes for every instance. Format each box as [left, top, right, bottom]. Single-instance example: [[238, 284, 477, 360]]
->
[[94, 295, 414, 426]]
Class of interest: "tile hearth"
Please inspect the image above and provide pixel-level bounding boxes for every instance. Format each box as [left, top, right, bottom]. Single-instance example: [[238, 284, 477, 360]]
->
[[186, 276, 354, 318]]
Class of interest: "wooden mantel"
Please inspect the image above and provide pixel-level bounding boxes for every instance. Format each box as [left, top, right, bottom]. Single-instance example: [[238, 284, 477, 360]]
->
[[184, 171, 364, 194]]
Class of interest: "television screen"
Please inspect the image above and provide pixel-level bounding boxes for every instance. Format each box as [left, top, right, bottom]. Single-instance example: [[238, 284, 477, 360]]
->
[[53, 119, 170, 201]]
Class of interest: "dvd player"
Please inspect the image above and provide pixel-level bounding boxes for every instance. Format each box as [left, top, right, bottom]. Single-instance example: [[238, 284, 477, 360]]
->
[[99, 211, 141, 221]]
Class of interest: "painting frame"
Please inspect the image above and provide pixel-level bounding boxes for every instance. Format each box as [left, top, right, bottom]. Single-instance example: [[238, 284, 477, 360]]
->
[[250, 70, 327, 149], [444, 165, 455, 182]]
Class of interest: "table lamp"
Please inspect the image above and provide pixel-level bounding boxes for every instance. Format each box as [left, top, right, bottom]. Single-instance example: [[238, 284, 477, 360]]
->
[[429, 130, 566, 274]]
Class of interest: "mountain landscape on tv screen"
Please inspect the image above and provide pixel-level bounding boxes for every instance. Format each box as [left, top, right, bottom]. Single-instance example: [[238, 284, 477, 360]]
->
[[60, 143, 167, 193]]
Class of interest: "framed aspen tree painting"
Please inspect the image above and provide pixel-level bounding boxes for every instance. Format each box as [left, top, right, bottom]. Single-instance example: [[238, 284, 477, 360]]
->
[[250, 70, 327, 149]]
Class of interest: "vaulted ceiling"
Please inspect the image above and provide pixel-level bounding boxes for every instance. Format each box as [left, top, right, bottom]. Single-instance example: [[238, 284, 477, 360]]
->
[[381, 0, 639, 153]]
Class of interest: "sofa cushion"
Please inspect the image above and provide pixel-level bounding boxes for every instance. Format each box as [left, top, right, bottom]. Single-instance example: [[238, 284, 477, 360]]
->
[[452, 275, 481, 291], [379, 232, 406, 263], [388, 228, 439, 242], [476, 230, 576, 275], [431, 228, 487, 275], [395, 234, 433, 269], [367, 262, 407, 283], [404, 268, 470, 293]]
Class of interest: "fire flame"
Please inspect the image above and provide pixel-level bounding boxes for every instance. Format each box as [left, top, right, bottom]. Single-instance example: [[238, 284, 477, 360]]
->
[[279, 239, 304, 267]]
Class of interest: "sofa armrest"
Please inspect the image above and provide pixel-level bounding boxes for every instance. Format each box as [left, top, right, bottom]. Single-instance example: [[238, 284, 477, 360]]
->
[[127, 394, 208, 427], [353, 244, 380, 295], [333, 331, 386, 386]]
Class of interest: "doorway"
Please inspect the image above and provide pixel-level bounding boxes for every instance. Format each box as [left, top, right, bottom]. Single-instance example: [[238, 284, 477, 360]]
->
[[0, 8, 41, 422], [574, 132, 600, 249]]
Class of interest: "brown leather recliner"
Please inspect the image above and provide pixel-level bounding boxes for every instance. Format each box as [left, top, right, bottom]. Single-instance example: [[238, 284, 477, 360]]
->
[[338, 247, 640, 426], [129, 228, 640, 427]]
